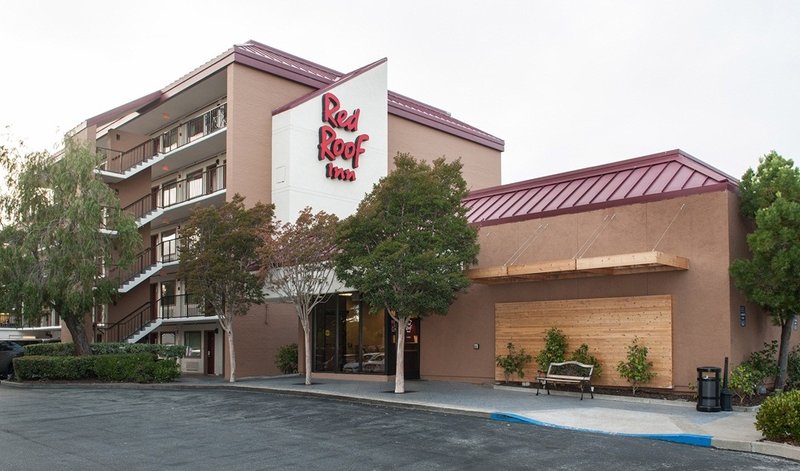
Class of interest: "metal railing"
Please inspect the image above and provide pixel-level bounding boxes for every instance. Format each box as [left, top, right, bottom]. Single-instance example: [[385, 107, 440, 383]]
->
[[108, 237, 185, 286], [97, 103, 227, 175], [120, 165, 226, 221], [101, 294, 212, 342]]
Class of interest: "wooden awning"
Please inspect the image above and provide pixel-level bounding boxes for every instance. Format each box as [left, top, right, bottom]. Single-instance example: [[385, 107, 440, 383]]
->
[[467, 251, 688, 284]]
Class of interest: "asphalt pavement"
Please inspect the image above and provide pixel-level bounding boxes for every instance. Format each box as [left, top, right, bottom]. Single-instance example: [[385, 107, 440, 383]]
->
[[3, 373, 799, 463]]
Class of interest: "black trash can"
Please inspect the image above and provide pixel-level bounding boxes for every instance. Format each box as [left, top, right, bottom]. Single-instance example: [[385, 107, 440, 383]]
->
[[697, 367, 721, 412]]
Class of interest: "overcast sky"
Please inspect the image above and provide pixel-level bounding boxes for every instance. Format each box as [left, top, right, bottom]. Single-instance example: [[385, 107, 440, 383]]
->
[[1, 0, 798, 185]]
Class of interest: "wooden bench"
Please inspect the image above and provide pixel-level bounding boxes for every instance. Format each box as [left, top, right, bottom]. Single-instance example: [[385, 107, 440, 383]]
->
[[536, 361, 594, 400]]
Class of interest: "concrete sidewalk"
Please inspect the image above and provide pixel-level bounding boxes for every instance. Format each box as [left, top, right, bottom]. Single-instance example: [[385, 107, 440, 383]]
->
[[170, 374, 799, 462]]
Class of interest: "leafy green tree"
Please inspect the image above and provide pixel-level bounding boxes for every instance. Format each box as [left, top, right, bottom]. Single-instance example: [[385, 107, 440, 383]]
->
[[0, 139, 140, 355], [616, 337, 656, 395], [178, 194, 273, 382], [259, 207, 338, 385], [731, 152, 800, 390], [535, 327, 568, 371], [335, 154, 479, 393]]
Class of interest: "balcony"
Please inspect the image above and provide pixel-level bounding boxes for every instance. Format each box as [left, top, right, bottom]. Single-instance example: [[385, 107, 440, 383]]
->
[[119, 164, 226, 228], [96, 104, 226, 183], [109, 237, 185, 293], [100, 294, 215, 343]]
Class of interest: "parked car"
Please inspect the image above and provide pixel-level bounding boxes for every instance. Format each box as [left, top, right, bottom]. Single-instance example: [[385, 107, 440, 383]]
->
[[0, 340, 25, 379], [342, 352, 385, 373]]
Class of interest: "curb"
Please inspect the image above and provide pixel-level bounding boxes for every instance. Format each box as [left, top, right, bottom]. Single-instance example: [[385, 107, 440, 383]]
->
[[493, 384, 760, 412], [490, 412, 713, 447]]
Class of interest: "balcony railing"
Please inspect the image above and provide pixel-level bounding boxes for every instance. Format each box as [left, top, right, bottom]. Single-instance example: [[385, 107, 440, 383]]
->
[[121, 164, 226, 220], [108, 236, 185, 286], [101, 294, 213, 342], [97, 103, 227, 175]]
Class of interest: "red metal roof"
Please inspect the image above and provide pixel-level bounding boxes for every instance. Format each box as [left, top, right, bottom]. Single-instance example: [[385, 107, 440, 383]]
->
[[86, 40, 504, 152], [465, 150, 738, 226]]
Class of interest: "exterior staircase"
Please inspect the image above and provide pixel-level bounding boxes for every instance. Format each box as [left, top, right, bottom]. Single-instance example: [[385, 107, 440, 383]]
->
[[125, 318, 163, 343]]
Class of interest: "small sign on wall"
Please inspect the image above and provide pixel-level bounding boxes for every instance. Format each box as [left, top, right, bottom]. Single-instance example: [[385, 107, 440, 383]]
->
[[739, 305, 746, 327]]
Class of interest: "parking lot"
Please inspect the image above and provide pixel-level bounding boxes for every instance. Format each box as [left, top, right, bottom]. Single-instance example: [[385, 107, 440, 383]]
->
[[0, 385, 797, 470]]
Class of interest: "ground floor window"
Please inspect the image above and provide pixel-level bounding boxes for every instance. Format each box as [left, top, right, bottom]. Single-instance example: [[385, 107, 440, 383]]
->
[[313, 294, 386, 374], [312, 293, 419, 378]]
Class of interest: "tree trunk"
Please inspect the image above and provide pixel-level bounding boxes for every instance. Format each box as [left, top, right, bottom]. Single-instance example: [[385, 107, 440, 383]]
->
[[63, 314, 92, 356], [302, 316, 312, 385], [776, 316, 793, 391], [394, 316, 409, 394], [220, 315, 236, 383]]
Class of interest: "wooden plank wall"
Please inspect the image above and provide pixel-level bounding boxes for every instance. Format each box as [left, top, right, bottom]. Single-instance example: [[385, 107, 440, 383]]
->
[[495, 295, 673, 388]]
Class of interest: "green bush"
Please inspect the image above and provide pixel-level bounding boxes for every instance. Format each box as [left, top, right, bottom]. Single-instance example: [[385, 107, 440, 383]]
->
[[756, 390, 800, 442], [787, 345, 800, 391], [25, 342, 185, 359], [616, 337, 655, 395], [13, 355, 95, 381], [94, 353, 155, 382], [13, 353, 181, 383], [496, 342, 533, 383], [730, 363, 760, 404], [275, 343, 298, 374], [535, 328, 568, 371], [569, 343, 602, 378], [746, 340, 779, 387]]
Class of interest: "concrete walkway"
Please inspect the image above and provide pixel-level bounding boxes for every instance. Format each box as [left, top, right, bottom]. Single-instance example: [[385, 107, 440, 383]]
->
[[164, 374, 800, 462]]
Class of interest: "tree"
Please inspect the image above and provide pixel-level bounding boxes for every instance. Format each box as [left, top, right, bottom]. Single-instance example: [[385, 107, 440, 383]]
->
[[178, 194, 273, 382], [335, 154, 479, 393], [259, 207, 338, 385], [0, 139, 140, 355], [731, 151, 800, 390]]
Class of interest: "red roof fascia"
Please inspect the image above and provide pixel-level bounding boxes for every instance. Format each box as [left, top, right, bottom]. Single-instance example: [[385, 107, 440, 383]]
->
[[272, 58, 388, 116]]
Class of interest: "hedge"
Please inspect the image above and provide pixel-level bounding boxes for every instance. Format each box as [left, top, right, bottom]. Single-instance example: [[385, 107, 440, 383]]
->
[[13, 354, 180, 383], [24, 342, 185, 359]]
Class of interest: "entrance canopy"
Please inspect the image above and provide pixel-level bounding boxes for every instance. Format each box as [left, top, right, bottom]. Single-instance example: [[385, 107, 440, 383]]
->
[[467, 251, 688, 284]]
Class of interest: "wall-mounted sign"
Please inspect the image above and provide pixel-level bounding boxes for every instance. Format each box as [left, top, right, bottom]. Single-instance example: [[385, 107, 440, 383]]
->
[[318, 93, 370, 182]]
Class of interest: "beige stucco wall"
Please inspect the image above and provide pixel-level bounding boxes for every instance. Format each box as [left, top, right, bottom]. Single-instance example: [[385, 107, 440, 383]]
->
[[226, 63, 314, 207], [388, 115, 501, 191], [228, 303, 297, 379], [424, 190, 750, 390]]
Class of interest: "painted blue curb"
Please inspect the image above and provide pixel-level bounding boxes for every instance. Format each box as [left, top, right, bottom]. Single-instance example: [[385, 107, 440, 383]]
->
[[490, 412, 713, 447]]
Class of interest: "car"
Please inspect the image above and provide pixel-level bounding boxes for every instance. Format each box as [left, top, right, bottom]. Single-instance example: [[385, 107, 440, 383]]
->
[[0, 340, 25, 379], [342, 352, 385, 373]]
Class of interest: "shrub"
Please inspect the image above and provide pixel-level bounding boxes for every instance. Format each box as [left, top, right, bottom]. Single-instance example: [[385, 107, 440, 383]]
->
[[746, 340, 779, 387], [13, 355, 95, 381], [275, 343, 298, 374], [496, 342, 533, 384], [535, 328, 568, 371], [24, 342, 185, 359], [616, 337, 655, 395], [756, 390, 800, 442], [13, 353, 181, 383], [94, 353, 156, 382], [569, 343, 602, 378], [730, 363, 760, 404], [787, 345, 800, 391]]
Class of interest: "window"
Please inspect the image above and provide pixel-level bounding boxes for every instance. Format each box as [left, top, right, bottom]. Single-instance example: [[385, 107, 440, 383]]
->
[[184, 331, 201, 358], [162, 180, 178, 207], [187, 171, 203, 200], [161, 332, 176, 345], [161, 230, 177, 263]]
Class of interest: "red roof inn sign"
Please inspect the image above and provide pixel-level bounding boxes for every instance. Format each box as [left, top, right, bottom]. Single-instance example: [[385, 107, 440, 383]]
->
[[319, 93, 369, 181], [271, 59, 388, 223]]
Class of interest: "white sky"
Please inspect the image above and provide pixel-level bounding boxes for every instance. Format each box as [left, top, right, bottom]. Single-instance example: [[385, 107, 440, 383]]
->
[[1, 0, 798, 185]]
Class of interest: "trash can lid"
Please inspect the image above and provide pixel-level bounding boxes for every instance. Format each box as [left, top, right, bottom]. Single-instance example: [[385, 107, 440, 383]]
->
[[697, 366, 721, 372]]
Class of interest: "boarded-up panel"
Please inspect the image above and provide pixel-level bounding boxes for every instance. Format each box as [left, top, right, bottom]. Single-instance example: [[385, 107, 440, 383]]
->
[[495, 295, 672, 388]]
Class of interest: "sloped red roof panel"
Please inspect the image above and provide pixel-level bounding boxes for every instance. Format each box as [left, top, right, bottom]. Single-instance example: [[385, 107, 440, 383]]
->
[[465, 150, 738, 226]]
